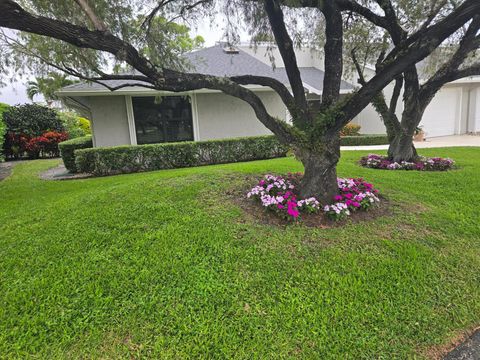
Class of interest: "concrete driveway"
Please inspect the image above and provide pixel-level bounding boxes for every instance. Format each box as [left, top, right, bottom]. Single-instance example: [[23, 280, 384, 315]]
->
[[342, 134, 480, 151]]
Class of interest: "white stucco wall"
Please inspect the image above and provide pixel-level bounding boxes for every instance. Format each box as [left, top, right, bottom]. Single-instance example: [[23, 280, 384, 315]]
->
[[420, 85, 469, 137], [195, 90, 285, 140], [80, 90, 285, 147], [88, 96, 131, 147], [468, 87, 480, 133]]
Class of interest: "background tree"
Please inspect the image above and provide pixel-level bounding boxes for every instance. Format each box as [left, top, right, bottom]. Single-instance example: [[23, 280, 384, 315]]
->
[[342, 1, 480, 162], [25, 72, 77, 102], [0, 0, 478, 202]]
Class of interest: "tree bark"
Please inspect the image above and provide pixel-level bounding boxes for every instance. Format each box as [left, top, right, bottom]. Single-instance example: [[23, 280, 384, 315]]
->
[[387, 131, 418, 162], [296, 135, 340, 204]]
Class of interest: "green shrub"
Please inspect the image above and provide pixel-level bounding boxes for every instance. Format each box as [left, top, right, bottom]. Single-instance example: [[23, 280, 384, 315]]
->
[[0, 103, 7, 162], [58, 111, 91, 139], [59, 136, 93, 172], [340, 123, 361, 136], [78, 117, 91, 134], [340, 135, 388, 146], [75, 136, 288, 176], [3, 104, 66, 159], [3, 104, 63, 136]]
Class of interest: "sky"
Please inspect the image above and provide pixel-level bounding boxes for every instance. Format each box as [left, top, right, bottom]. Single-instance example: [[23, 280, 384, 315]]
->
[[0, 15, 246, 106]]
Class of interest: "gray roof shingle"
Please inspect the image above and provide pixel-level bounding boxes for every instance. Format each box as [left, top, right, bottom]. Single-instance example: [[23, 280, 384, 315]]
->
[[59, 45, 354, 93]]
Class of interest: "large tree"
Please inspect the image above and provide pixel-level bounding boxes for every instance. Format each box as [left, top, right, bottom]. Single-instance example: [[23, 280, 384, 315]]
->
[[0, 0, 478, 202], [343, 1, 480, 162]]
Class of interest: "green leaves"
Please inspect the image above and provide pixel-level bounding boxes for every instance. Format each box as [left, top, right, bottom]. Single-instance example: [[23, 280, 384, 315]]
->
[[73, 136, 289, 176], [0, 0, 210, 82], [58, 135, 93, 172], [2, 103, 63, 136]]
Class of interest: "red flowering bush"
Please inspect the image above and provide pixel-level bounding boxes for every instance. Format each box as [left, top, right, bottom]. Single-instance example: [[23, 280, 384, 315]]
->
[[5, 131, 68, 159]]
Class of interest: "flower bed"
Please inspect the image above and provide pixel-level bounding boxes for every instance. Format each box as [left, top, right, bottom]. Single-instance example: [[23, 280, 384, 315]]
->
[[359, 154, 454, 171], [247, 174, 380, 221]]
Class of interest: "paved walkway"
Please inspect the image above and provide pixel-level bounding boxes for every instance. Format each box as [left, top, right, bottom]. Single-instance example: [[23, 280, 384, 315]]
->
[[341, 134, 480, 151], [0, 161, 16, 182], [444, 329, 480, 360]]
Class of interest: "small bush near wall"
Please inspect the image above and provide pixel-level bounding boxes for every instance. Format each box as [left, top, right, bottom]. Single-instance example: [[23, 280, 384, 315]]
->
[[59, 135, 93, 173], [75, 136, 288, 176], [340, 123, 361, 136], [340, 135, 388, 146], [58, 111, 91, 139]]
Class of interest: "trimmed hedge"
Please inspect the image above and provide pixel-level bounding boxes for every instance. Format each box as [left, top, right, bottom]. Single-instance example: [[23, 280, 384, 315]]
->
[[340, 135, 388, 146], [75, 136, 288, 176], [59, 135, 93, 173]]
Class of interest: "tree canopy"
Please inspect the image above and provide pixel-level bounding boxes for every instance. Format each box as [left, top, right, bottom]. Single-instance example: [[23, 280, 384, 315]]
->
[[0, 0, 478, 201]]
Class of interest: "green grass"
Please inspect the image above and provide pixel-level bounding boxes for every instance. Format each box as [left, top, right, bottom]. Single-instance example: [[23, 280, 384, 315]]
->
[[0, 148, 479, 359]]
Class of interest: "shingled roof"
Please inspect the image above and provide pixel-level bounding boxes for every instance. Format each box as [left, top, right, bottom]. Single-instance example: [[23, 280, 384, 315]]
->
[[59, 44, 354, 94]]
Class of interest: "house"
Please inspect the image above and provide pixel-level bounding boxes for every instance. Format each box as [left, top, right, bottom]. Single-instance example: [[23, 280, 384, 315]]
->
[[57, 43, 480, 148]]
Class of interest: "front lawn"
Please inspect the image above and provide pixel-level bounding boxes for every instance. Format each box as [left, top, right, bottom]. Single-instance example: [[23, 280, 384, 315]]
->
[[0, 148, 479, 358]]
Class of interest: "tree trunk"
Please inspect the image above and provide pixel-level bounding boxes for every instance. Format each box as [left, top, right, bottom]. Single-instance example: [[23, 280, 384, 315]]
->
[[387, 131, 418, 162], [296, 136, 340, 204]]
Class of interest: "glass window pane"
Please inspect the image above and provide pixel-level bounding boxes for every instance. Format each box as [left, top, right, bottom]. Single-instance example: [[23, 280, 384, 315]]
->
[[132, 96, 194, 145]]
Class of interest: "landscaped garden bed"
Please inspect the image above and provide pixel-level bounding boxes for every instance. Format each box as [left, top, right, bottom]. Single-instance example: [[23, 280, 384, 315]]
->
[[360, 154, 455, 171], [0, 148, 478, 358], [246, 173, 382, 224]]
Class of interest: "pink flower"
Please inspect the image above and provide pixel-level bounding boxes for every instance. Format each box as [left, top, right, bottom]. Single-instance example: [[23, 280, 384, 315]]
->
[[287, 206, 299, 218], [334, 195, 343, 201], [344, 193, 353, 200], [277, 204, 285, 209]]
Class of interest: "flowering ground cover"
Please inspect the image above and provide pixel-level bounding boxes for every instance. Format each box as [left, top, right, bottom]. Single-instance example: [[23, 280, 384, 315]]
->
[[0, 147, 479, 358], [247, 174, 380, 221], [360, 153, 455, 171]]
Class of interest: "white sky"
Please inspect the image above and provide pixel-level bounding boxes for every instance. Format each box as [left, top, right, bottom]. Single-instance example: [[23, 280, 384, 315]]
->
[[0, 16, 249, 106]]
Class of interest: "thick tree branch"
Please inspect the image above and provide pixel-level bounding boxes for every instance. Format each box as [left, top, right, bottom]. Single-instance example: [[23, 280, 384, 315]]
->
[[350, 49, 366, 86], [229, 75, 296, 112], [351, 48, 401, 139], [264, 0, 310, 126], [335, 0, 390, 30], [419, 16, 480, 108], [389, 75, 403, 114], [320, 0, 344, 108], [0, 0, 298, 144], [0, 0, 161, 82], [332, 0, 480, 131], [374, 0, 406, 43]]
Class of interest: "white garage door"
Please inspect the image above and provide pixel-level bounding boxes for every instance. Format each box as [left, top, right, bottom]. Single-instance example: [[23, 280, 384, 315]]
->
[[420, 87, 460, 137]]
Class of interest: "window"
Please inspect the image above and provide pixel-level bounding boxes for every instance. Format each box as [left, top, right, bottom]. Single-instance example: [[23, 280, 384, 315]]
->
[[132, 96, 194, 145]]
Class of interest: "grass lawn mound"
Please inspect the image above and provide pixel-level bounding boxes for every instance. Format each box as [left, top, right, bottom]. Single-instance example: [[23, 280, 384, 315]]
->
[[0, 147, 478, 358]]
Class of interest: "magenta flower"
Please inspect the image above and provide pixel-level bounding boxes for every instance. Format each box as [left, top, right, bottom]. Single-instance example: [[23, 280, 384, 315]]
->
[[287, 206, 299, 218], [334, 195, 343, 201]]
